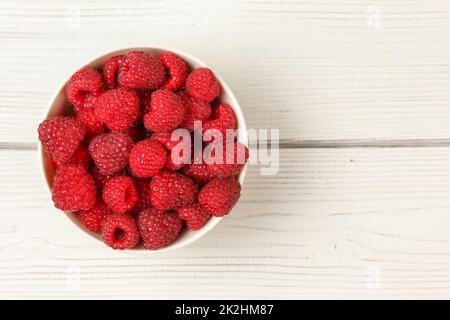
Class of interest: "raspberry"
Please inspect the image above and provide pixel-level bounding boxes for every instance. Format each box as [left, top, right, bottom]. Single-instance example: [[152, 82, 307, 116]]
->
[[38, 116, 86, 162], [103, 55, 124, 89], [181, 163, 214, 184], [186, 68, 221, 102], [90, 166, 120, 189], [176, 203, 211, 230], [179, 92, 211, 132], [206, 142, 249, 178], [53, 145, 92, 170], [103, 176, 138, 214], [118, 50, 165, 90], [203, 103, 237, 139], [102, 214, 139, 249], [66, 67, 104, 112], [150, 171, 198, 210], [89, 132, 133, 175], [198, 178, 241, 217], [79, 200, 110, 232], [75, 108, 105, 141], [143, 89, 185, 132], [52, 164, 97, 212], [132, 179, 152, 214], [94, 88, 140, 131], [158, 51, 188, 91], [137, 208, 182, 250], [128, 139, 167, 178]]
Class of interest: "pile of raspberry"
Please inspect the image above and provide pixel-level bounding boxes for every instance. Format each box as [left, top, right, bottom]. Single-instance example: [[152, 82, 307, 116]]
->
[[38, 50, 248, 250]]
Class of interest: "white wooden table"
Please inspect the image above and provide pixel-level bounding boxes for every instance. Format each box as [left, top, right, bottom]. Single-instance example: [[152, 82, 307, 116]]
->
[[2, 0, 450, 299]]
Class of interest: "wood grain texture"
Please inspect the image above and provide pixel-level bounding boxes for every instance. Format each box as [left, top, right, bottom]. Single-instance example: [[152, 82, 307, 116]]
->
[[2, 0, 450, 299]]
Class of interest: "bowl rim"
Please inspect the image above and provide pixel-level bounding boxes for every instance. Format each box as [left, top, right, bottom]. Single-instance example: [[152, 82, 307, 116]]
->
[[38, 46, 248, 253]]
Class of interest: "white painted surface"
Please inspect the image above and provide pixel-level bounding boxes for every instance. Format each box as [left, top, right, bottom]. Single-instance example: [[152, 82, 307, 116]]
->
[[1, 0, 450, 299]]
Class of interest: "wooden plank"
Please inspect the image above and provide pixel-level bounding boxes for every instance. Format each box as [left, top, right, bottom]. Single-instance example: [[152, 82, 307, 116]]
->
[[1, 0, 450, 143], [3, 148, 450, 298]]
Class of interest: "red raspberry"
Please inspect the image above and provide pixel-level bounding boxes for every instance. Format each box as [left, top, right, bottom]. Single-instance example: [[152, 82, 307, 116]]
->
[[198, 178, 241, 217], [89, 132, 133, 175], [179, 92, 212, 132], [102, 214, 139, 249], [75, 108, 105, 141], [38, 116, 86, 162], [176, 203, 211, 230], [79, 200, 110, 233], [90, 166, 120, 189], [203, 103, 237, 139], [52, 164, 97, 212], [118, 50, 165, 90], [129, 139, 167, 178], [206, 142, 249, 178], [132, 179, 152, 214], [186, 68, 221, 102], [137, 208, 182, 250], [103, 176, 138, 214], [143, 89, 185, 132], [53, 145, 92, 170], [66, 67, 104, 112], [103, 55, 124, 89], [181, 163, 214, 184], [94, 88, 140, 131], [150, 171, 198, 210], [158, 51, 188, 91]]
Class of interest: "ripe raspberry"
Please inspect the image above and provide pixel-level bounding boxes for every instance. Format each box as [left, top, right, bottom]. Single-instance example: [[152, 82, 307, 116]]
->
[[118, 50, 165, 90], [203, 103, 237, 139], [90, 165, 120, 189], [89, 132, 133, 175], [143, 89, 185, 132], [179, 92, 212, 132], [53, 145, 92, 170], [150, 171, 198, 210], [52, 164, 97, 212], [94, 88, 140, 131], [206, 142, 249, 178], [137, 208, 182, 250], [38, 116, 86, 162], [186, 68, 221, 102], [129, 139, 167, 178], [102, 214, 139, 249], [103, 176, 138, 214], [181, 163, 214, 184], [132, 179, 152, 214], [75, 108, 105, 141], [79, 200, 110, 233], [198, 178, 241, 217], [103, 55, 124, 89], [176, 203, 211, 230], [158, 51, 188, 91], [66, 67, 104, 112]]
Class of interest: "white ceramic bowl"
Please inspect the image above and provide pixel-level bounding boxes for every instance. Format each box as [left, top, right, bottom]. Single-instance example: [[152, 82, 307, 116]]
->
[[38, 47, 247, 252]]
